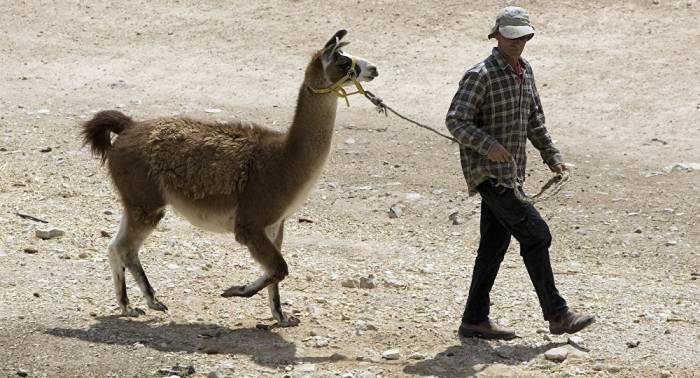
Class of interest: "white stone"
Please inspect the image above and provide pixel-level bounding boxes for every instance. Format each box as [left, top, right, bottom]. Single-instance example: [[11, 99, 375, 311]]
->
[[344, 137, 356, 144], [382, 348, 401, 360], [405, 192, 422, 201], [544, 346, 568, 362], [204, 108, 222, 113], [298, 364, 316, 372], [568, 335, 585, 348], [35, 228, 65, 240]]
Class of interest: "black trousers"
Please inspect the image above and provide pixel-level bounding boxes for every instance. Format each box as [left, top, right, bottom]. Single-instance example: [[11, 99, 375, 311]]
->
[[462, 179, 568, 324]]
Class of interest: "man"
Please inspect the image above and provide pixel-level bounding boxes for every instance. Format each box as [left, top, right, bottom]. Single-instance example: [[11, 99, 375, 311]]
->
[[446, 6, 595, 339]]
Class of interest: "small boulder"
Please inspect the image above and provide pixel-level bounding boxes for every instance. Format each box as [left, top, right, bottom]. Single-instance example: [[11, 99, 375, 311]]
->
[[382, 348, 401, 360], [544, 346, 568, 362], [35, 228, 65, 240]]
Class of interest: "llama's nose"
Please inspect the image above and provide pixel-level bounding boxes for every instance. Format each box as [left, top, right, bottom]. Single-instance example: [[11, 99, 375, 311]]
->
[[368, 65, 379, 78]]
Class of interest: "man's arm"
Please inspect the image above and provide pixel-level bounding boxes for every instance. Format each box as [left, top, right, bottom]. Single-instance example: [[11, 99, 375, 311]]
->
[[445, 69, 498, 156], [526, 74, 566, 172]]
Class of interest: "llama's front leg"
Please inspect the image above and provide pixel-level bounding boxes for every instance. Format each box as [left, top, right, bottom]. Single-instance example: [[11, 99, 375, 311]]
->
[[267, 283, 299, 327], [266, 219, 298, 327]]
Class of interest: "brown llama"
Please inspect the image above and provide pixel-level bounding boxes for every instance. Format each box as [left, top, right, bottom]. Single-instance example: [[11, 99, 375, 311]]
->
[[81, 30, 378, 326]]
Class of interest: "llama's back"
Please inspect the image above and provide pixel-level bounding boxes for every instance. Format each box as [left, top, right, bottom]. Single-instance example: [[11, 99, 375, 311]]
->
[[144, 117, 279, 200]]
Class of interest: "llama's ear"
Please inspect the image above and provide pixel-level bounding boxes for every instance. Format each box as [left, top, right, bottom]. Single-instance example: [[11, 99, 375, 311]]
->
[[324, 29, 348, 49]]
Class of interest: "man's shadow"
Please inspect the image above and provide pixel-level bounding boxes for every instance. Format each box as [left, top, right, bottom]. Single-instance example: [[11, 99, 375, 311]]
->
[[45, 316, 343, 368], [404, 337, 565, 377]]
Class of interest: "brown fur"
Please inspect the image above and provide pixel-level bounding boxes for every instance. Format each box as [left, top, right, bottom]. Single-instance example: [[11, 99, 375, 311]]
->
[[80, 29, 378, 324]]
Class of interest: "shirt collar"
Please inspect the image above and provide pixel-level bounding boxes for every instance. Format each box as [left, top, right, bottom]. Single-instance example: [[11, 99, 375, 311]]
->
[[491, 47, 524, 73]]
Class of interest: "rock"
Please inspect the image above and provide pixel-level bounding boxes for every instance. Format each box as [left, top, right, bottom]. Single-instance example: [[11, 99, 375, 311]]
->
[[665, 240, 677, 246], [382, 348, 401, 360], [661, 162, 700, 173], [23, 247, 38, 254], [78, 252, 90, 259], [39, 147, 52, 153], [388, 205, 402, 218], [298, 364, 316, 373], [100, 230, 111, 238], [408, 352, 426, 360], [544, 346, 568, 362], [37, 108, 50, 114], [35, 228, 65, 240], [567, 335, 585, 349], [448, 211, 464, 225], [633, 227, 642, 233], [204, 108, 222, 113], [341, 373, 355, 378], [17, 368, 28, 377], [359, 275, 376, 289], [344, 137, 356, 144], [660, 370, 672, 378], [383, 277, 405, 288], [405, 192, 421, 201], [626, 340, 640, 348], [158, 363, 196, 376]]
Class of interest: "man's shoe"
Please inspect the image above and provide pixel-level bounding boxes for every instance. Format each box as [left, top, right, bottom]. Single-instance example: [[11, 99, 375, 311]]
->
[[549, 310, 595, 335], [458, 319, 516, 340]]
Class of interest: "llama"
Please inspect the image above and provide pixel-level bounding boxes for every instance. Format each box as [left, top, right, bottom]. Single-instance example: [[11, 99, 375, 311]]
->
[[81, 30, 378, 326]]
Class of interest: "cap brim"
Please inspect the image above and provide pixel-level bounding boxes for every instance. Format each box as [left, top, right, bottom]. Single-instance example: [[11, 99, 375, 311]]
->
[[498, 25, 535, 39]]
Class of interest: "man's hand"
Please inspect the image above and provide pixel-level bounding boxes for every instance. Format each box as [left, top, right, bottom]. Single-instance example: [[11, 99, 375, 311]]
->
[[549, 163, 569, 173], [486, 142, 512, 163]]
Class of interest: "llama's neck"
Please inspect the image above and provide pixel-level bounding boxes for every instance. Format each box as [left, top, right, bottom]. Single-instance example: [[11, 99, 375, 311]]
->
[[284, 84, 338, 166]]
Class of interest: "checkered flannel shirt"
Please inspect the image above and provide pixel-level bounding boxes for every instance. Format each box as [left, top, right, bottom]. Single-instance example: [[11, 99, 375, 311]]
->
[[446, 48, 562, 195]]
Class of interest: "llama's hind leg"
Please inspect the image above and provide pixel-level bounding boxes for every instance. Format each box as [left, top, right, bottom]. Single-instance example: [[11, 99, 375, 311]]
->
[[110, 208, 167, 316]]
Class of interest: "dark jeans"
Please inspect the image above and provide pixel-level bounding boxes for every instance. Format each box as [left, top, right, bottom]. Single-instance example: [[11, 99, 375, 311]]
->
[[462, 179, 568, 324]]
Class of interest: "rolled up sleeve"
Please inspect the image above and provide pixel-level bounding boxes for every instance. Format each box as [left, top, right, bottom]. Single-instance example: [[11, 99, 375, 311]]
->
[[527, 78, 563, 166]]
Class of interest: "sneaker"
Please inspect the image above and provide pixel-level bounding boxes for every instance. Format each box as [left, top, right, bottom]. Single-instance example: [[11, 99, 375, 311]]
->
[[549, 310, 595, 335], [458, 319, 516, 340]]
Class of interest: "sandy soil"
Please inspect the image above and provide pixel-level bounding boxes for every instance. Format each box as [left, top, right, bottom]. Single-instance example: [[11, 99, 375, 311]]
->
[[1, 1, 699, 377]]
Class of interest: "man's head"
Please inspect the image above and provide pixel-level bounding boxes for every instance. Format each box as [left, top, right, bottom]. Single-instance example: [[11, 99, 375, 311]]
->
[[488, 6, 535, 62]]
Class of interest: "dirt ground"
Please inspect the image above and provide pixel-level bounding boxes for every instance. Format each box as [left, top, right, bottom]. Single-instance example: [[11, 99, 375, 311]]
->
[[1, 1, 699, 377]]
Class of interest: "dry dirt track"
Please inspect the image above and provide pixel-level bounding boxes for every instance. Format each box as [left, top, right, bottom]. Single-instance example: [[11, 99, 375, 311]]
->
[[1, 1, 699, 377]]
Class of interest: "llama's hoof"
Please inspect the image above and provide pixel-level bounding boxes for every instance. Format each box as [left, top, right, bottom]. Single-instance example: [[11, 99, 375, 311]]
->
[[277, 315, 300, 328], [121, 306, 146, 317], [147, 299, 168, 312], [255, 316, 300, 331], [221, 285, 254, 298]]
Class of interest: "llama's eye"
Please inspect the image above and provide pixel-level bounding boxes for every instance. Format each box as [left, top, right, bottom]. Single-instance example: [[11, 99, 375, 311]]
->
[[338, 59, 351, 70]]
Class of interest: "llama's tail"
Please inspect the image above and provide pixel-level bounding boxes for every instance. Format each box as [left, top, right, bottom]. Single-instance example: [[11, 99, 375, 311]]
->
[[81, 110, 133, 164]]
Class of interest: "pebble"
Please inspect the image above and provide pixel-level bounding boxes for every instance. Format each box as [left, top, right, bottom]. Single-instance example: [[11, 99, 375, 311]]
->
[[78, 252, 90, 259], [665, 240, 677, 246], [448, 211, 464, 225], [23, 247, 38, 254], [382, 348, 401, 360], [204, 108, 222, 113], [388, 205, 402, 219], [39, 147, 52, 153], [17, 368, 28, 377], [344, 137, 356, 144], [408, 352, 426, 360], [405, 192, 421, 201], [100, 230, 111, 238], [626, 340, 640, 348], [544, 346, 568, 362], [383, 277, 405, 288], [35, 228, 65, 240], [37, 108, 50, 114], [298, 364, 316, 373], [567, 335, 585, 349]]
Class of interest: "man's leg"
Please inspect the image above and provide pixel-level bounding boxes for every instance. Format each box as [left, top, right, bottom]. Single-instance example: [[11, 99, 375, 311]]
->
[[458, 181, 517, 340], [477, 182, 568, 319], [462, 199, 512, 324]]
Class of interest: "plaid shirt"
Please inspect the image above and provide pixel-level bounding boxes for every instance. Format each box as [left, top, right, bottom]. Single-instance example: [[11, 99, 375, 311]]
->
[[446, 48, 562, 195]]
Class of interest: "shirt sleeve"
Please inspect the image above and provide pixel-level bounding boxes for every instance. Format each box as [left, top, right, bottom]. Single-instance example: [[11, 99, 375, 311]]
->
[[527, 73, 563, 166], [445, 69, 496, 156]]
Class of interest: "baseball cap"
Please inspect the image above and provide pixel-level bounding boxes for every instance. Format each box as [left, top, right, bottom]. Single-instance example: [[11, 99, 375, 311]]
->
[[488, 6, 536, 39]]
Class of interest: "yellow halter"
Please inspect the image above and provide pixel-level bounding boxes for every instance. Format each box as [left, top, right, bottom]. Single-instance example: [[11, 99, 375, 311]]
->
[[308, 57, 366, 107]]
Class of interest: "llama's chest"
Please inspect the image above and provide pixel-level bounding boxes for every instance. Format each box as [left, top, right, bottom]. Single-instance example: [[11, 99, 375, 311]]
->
[[283, 165, 325, 218]]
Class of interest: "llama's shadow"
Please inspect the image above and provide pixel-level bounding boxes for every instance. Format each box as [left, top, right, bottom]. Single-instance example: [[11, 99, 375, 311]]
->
[[403, 337, 564, 377], [45, 316, 341, 368]]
